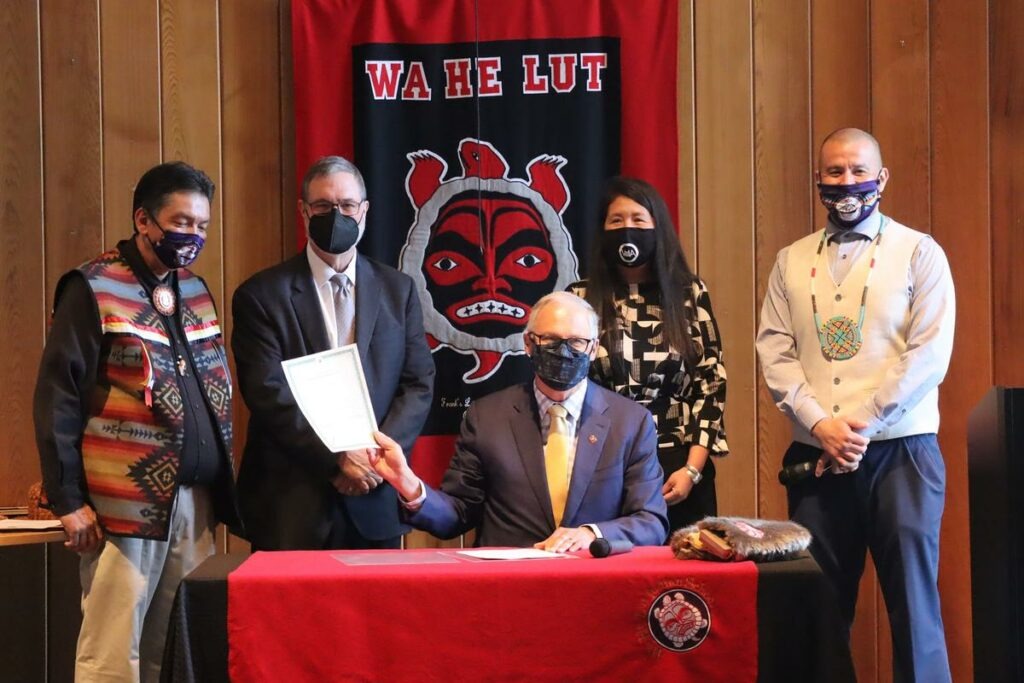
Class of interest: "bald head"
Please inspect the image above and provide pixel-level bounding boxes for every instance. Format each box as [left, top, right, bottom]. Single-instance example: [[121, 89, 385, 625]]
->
[[819, 128, 883, 169], [816, 128, 889, 192]]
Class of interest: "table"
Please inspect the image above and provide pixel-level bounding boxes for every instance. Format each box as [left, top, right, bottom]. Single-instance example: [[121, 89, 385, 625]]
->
[[161, 549, 854, 682], [0, 529, 66, 546]]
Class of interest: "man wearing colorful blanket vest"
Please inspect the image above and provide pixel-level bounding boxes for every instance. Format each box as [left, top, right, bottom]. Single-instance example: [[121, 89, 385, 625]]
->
[[756, 128, 954, 683], [33, 162, 240, 682]]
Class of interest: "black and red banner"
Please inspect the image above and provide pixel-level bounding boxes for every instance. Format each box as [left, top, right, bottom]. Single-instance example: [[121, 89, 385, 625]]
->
[[293, 0, 678, 482]]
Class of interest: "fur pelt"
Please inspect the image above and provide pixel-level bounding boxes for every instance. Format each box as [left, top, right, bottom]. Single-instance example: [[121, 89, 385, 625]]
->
[[670, 516, 812, 563]]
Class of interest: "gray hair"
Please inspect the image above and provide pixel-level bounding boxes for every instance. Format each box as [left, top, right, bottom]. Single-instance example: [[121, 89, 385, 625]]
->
[[301, 156, 367, 202], [527, 291, 599, 338]]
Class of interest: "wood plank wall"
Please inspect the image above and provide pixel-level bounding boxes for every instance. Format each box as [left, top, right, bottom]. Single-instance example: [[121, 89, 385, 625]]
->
[[1, 2, 1019, 681]]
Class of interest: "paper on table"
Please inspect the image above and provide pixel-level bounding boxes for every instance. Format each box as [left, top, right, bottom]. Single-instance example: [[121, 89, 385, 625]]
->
[[0, 519, 64, 531], [456, 548, 575, 560], [281, 344, 379, 453]]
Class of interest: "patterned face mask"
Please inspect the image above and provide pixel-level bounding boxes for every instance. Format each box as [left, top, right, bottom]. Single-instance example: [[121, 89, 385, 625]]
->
[[817, 179, 881, 229], [530, 338, 591, 391], [147, 215, 205, 269]]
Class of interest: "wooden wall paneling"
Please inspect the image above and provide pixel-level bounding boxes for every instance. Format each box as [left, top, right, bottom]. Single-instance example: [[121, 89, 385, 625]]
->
[[809, 0, 871, 228], [870, 0, 931, 231], [930, 2, 988, 681], [160, 0, 226, 552], [279, 0, 298, 255], [809, 1, 878, 679], [221, 0, 283, 293], [694, 0, 756, 518], [751, 0, 812, 522], [676, 0, 696, 267], [220, 0, 284, 554], [99, 0, 162, 250], [869, 3, 932, 678], [991, 0, 1024, 386], [40, 0, 103, 311], [0, 2, 46, 507], [160, 0, 224, 307]]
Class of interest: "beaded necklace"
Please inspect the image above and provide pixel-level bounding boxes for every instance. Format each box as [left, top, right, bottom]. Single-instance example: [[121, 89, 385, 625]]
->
[[809, 217, 888, 361]]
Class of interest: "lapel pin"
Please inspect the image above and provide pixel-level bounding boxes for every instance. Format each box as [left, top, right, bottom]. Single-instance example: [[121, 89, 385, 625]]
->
[[588, 434, 598, 444]]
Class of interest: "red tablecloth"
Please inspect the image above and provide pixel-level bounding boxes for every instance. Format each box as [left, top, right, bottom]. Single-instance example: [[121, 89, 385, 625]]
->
[[228, 547, 758, 682]]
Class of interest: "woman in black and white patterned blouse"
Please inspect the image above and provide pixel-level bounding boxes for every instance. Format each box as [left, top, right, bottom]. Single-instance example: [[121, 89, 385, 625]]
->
[[570, 176, 728, 532]]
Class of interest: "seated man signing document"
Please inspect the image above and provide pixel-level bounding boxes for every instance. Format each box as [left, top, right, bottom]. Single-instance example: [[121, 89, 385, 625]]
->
[[371, 292, 669, 552]]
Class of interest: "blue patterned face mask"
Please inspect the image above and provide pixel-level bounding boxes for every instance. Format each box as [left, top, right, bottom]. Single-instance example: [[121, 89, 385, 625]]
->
[[817, 179, 882, 228], [147, 215, 205, 269], [530, 338, 590, 391]]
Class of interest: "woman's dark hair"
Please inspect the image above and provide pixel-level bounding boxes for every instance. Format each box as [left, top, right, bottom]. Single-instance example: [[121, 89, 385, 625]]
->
[[132, 161, 215, 219], [584, 176, 698, 362]]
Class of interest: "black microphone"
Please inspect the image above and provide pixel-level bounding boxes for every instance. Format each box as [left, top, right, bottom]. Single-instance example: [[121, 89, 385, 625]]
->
[[589, 538, 633, 558], [778, 460, 817, 486]]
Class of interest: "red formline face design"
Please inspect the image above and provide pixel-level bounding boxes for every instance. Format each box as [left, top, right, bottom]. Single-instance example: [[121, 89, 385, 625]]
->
[[400, 139, 578, 383]]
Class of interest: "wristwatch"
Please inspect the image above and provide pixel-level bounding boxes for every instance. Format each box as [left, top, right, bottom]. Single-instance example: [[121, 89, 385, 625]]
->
[[683, 464, 703, 485]]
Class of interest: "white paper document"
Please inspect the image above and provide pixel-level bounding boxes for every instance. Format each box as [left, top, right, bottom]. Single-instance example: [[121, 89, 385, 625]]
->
[[281, 344, 379, 453], [456, 548, 574, 561]]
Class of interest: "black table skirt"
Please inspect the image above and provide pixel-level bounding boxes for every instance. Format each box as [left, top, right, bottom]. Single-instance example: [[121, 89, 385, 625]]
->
[[161, 552, 855, 683]]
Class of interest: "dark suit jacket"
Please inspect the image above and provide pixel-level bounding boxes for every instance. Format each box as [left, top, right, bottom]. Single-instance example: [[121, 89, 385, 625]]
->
[[232, 251, 435, 549], [411, 382, 669, 547]]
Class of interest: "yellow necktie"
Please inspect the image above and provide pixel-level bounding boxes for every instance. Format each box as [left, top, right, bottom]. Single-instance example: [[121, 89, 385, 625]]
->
[[545, 404, 572, 527]]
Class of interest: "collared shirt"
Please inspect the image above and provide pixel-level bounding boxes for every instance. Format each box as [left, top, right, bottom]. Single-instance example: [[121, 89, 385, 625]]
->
[[306, 242, 358, 349], [823, 209, 884, 282], [756, 211, 956, 436]]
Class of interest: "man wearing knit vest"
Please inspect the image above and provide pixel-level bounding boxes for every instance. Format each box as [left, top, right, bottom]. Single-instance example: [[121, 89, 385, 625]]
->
[[33, 162, 240, 682], [756, 128, 954, 683]]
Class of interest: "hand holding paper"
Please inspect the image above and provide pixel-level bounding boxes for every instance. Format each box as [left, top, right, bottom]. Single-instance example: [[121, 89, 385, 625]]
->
[[369, 431, 423, 502]]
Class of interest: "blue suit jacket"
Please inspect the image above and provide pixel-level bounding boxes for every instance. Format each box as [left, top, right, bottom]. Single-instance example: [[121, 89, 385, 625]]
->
[[232, 252, 434, 549], [411, 382, 668, 547]]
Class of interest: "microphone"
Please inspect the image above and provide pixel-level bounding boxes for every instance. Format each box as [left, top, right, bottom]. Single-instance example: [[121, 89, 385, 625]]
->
[[589, 538, 633, 558], [778, 460, 829, 486]]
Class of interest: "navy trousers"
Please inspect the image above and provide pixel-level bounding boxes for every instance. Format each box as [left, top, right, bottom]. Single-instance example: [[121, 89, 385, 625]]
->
[[783, 434, 951, 683], [326, 494, 402, 550]]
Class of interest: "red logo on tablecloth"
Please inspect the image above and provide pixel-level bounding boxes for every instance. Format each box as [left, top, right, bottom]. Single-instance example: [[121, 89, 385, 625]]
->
[[648, 589, 711, 652]]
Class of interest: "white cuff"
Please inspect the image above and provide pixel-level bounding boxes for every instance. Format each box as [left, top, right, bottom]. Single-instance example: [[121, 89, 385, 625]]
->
[[582, 523, 603, 539], [399, 479, 427, 510]]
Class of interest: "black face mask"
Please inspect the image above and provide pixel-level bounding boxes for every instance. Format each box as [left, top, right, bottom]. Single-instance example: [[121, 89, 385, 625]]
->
[[308, 208, 362, 254], [530, 339, 590, 391], [602, 228, 656, 268]]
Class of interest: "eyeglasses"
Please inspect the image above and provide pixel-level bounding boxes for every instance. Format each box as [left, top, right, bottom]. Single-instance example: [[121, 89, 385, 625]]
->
[[305, 199, 365, 217], [528, 333, 594, 353]]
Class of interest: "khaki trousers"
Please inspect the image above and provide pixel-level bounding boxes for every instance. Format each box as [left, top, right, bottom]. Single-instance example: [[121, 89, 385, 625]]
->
[[75, 486, 215, 683]]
